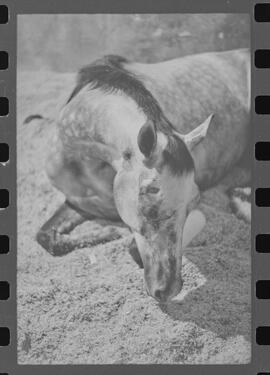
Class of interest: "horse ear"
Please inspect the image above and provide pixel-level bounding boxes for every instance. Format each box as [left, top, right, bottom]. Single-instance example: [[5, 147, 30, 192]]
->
[[137, 121, 157, 158], [183, 114, 214, 150]]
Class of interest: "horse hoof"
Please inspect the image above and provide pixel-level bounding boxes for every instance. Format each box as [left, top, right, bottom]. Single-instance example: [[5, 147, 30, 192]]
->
[[36, 229, 56, 255]]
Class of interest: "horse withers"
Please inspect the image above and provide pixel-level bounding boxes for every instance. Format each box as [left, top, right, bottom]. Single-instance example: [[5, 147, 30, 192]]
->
[[36, 49, 250, 303]]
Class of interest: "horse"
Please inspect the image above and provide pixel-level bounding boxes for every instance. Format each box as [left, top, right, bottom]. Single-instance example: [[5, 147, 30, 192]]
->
[[36, 49, 250, 303]]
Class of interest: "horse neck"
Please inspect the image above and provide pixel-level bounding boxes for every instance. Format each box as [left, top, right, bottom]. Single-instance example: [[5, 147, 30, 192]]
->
[[126, 57, 213, 135]]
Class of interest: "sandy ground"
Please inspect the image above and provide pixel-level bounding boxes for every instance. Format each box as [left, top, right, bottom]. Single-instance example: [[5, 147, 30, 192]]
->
[[17, 70, 251, 364]]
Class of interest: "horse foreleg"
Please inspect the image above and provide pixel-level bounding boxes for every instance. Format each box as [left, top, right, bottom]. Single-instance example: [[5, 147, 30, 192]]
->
[[36, 201, 88, 255], [36, 200, 123, 256], [220, 166, 251, 223], [229, 187, 251, 223]]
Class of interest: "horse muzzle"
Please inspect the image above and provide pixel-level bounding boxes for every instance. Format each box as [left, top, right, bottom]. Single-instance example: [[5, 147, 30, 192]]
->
[[146, 275, 183, 304]]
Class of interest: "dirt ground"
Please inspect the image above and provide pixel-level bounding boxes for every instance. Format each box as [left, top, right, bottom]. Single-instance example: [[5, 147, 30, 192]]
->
[[17, 70, 251, 364]]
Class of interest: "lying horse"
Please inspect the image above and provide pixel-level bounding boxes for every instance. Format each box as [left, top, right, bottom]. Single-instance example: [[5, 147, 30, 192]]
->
[[36, 49, 250, 303]]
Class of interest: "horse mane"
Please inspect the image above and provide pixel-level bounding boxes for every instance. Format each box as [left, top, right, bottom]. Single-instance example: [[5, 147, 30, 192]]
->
[[67, 55, 174, 135], [67, 55, 194, 175]]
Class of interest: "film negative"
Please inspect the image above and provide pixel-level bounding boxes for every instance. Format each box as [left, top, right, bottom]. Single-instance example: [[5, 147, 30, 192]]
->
[[0, 0, 269, 373]]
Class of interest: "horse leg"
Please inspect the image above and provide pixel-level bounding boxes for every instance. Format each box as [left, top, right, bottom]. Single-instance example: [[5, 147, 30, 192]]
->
[[218, 166, 251, 223], [36, 200, 89, 256], [37, 200, 141, 261], [36, 200, 126, 256], [38, 141, 125, 255], [229, 187, 251, 223], [39, 146, 145, 262]]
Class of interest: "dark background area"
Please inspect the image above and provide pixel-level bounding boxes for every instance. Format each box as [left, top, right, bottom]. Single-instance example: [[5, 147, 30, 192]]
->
[[18, 14, 250, 72]]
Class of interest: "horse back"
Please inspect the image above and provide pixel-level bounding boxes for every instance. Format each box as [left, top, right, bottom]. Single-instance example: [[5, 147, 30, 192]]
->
[[126, 49, 250, 131]]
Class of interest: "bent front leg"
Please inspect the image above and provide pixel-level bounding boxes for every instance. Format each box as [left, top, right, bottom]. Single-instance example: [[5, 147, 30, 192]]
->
[[36, 201, 125, 256], [36, 201, 88, 255]]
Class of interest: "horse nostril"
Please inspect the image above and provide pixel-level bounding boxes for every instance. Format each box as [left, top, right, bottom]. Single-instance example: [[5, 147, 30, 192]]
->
[[146, 186, 160, 194]]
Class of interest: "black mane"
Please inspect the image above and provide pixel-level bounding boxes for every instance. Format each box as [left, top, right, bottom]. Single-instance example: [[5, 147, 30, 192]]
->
[[67, 55, 194, 174], [67, 55, 127, 103], [67, 55, 173, 135]]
